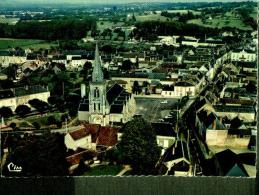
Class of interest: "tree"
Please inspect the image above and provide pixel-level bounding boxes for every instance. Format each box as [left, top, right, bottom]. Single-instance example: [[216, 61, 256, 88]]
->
[[245, 81, 256, 93], [9, 122, 16, 130], [73, 159, 90, 176], [0, 106, 13, 118], [132, 81, 141, 95], [28, 99, 49, 113], [15, 105, 31, 117], [3, 133, 69, 176], [121, 60, 133, 71], [68, 109, 77, 117], [117, 117, 161, 175]]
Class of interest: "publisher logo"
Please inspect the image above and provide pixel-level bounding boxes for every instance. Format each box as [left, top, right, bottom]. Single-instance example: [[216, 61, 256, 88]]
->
[[7, 162, 22, 172]]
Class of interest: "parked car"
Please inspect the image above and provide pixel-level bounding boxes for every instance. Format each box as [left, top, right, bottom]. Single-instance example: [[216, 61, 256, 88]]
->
[[161, 100, 168, 104]]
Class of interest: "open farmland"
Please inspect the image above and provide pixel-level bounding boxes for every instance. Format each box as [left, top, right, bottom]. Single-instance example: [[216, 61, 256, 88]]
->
[[135, 13, 169, 22], [187, 11, 253, 30], [0, 38, 57, 49]]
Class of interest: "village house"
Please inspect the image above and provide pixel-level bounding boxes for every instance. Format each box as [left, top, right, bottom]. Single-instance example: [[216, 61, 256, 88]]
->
[[158, 139, 191, 176], [65, 124, 118, 151]]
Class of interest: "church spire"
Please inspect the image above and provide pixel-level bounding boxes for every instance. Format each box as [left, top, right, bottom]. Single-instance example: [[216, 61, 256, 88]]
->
[[92, 42, 104, 82]]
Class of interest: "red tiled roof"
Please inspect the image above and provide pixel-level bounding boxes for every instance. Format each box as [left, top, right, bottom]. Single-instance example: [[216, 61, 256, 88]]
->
[[69, 128, 90, 140], [69, 124, 101, 141], [83, 124, 101, 142], [69, 124, 118, 147], [96, 126, 118, 146]]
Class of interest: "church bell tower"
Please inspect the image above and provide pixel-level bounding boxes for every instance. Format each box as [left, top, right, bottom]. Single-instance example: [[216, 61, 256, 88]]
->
[[89, 43, 107, 124]]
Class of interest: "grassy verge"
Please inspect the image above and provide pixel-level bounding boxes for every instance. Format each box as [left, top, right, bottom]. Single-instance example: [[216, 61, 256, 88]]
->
[[83, 165, 123, 176]]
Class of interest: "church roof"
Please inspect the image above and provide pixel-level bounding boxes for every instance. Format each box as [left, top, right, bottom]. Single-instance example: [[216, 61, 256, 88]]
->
[[92, 43, 104, 82], [106, 84, 124, 104]]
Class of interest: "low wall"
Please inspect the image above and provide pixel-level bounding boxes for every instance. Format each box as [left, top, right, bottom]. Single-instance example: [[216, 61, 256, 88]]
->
[[0, 176, 256, 195]]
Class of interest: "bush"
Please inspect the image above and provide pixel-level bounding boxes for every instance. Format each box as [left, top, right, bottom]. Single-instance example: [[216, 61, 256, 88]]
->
[[15, 105, 31, 117]]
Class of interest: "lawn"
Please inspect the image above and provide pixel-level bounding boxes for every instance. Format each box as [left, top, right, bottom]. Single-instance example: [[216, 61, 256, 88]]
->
[[25, 112, 62, 127], [83, 165, 123, 176], [0, 38, 57, 50]]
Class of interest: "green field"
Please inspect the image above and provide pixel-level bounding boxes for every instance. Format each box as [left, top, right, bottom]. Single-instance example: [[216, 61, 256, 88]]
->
[[0, 17, 19, 25], [249, 7, 257, 20], [0, 38, 57, 50], [83, 165, 123, 176], [156, 9, 201, 15], [97, 21, 125, 31], [136, 14, 169, 22]]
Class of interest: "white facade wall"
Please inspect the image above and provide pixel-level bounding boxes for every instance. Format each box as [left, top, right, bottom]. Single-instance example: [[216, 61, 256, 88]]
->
[[78, 111, 90, 121], [0, 98, 17, 111], [156, 136, 175, 149], [182, 41, 199, 47], [162, 86, 196, 98], [206, 130, 250, 148], [215, 112, 255, 123], [52, 59, 67, 65], [16, 92, 50, 106], [65, 134, 93, 151], [231, 50, 256, 62], [69, 59, 88, 68]]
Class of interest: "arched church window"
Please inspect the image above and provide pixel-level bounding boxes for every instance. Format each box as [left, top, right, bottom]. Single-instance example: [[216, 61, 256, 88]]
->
[[94, 87, 100, 98], [98, 104, 100, 111]]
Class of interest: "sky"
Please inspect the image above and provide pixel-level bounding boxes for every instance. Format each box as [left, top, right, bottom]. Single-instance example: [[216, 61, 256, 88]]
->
[[1, 0, 255, 4], [0, 0, 255, 7]]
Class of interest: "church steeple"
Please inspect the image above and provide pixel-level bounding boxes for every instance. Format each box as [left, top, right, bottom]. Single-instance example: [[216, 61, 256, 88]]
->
[[92, 43, 104, 82]]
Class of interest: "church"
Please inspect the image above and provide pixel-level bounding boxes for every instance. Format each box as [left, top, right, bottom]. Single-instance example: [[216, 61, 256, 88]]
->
[[78, 44, 136, 126]]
